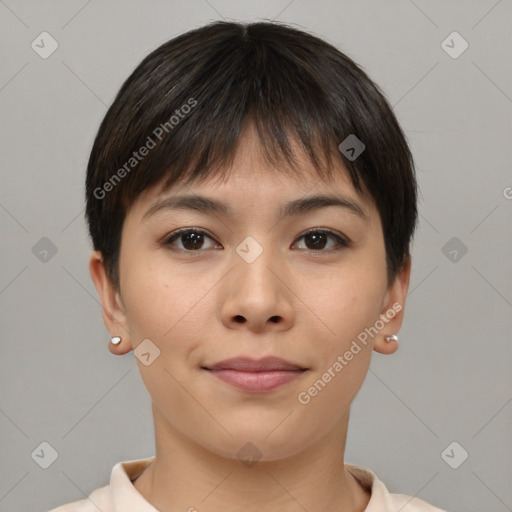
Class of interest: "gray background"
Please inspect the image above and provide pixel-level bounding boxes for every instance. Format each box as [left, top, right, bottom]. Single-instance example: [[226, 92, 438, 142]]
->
[[0, 1, 511, 511]]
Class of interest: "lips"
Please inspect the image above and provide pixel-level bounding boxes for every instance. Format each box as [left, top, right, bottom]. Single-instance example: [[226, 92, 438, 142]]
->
[[204, 356, 307, 372], [202, 357, 308, 392]]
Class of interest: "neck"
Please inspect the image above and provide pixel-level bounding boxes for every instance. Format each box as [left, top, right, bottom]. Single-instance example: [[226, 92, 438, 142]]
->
[[133, 405, 370, 512]]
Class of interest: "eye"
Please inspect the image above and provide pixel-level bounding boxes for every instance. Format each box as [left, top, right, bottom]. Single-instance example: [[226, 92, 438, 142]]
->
[[163, 228, 220, 252], [293, 229, 350, 252], [162, 227, 350, 253]]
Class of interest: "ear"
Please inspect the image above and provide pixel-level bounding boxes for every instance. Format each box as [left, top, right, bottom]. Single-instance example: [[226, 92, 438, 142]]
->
[[373, 255, 412, 355], [89, 250, 133, 355]]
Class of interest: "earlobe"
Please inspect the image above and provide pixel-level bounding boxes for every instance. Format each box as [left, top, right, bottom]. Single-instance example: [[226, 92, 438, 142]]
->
[[89, 251, 131, 353], [373, 256, 411, 355], [374, 334, 399, 354]]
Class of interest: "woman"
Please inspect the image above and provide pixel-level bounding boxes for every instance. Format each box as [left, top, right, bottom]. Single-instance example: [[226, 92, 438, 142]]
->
[[51, 20, 446, 511]]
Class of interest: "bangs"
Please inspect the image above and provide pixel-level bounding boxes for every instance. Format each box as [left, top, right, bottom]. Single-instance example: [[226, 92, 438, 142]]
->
[[106, 22, 366, 210], [153, 115, 362, 198]]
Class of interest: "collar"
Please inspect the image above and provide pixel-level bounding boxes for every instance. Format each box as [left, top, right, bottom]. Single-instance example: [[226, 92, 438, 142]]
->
[[109, 457, 428, 511]]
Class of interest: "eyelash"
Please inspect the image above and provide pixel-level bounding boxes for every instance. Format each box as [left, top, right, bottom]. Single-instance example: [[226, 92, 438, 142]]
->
[[162, 227, 351, 254]]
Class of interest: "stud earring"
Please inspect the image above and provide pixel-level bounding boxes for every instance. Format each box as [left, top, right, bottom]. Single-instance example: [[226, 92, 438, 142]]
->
[[111, 336, 122, 345], [384, 334, 398, 343]]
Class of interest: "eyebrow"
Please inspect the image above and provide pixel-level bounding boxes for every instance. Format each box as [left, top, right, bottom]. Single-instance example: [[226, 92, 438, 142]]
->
[[142, 193, 368, 222]]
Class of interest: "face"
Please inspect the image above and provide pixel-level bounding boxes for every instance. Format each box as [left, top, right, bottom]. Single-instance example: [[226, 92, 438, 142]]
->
[[91, 124, 409, 462]]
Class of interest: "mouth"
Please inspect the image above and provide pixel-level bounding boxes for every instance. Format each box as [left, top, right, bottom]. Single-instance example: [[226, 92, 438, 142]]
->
[[201, 356, 308, 392]]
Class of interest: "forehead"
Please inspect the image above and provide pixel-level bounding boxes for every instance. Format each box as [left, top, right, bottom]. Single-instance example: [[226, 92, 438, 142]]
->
[[128, 122, 374, 219]]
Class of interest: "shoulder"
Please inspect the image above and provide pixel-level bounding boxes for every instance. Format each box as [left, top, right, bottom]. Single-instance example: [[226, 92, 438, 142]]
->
[[386, 492, 447, 511], [345, 463, 447, 512], [48, 484, 112, 512], [47, 457, 155, 512]]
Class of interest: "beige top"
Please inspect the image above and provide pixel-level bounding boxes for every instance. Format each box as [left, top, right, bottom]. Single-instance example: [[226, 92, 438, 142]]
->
[[49, 457, 447, 511]]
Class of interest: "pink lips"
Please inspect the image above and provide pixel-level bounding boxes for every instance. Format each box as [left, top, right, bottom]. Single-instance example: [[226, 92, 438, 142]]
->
[[204, 357, 307, 392]]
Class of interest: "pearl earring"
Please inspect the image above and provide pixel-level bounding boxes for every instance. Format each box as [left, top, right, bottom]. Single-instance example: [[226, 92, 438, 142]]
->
[[384, 334, 398, 343], [111, 336, 122, 345]]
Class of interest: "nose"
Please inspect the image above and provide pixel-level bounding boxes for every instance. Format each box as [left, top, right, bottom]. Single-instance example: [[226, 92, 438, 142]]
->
[[220, 240, 295, 333]]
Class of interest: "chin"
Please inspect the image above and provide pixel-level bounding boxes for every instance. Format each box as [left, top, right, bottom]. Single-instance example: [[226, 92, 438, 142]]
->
[[199, 427, 315, 464]]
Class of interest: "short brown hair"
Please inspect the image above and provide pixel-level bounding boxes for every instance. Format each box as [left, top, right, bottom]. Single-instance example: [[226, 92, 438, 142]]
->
[[85, 20, 417, 290]]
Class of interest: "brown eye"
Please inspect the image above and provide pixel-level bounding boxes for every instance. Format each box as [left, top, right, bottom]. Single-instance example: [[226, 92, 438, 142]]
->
[[180, 231, 206, 250], [164, 228, 219, 252], [294, 229, 350, 252], [304, 232, 328, 250]]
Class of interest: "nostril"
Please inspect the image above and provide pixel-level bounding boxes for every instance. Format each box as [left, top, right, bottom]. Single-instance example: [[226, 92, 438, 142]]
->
[[234, 315, 246, 323], [270, 316, 280, 323]]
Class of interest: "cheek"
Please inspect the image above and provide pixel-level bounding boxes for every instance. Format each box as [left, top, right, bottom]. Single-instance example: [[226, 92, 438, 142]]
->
[[119, 253, 209, 371], [123, 273, 168, 335], [119, 257, 205, 400], [307, 291, 381, 391], [296, 247, 387, 407], [119, 250, 186, 342], [294, 274, 384, 425], [304, 263, 386, 349]]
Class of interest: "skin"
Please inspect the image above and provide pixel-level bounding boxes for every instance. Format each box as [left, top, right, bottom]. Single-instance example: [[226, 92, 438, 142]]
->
[[90, 123, 411, 512]]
